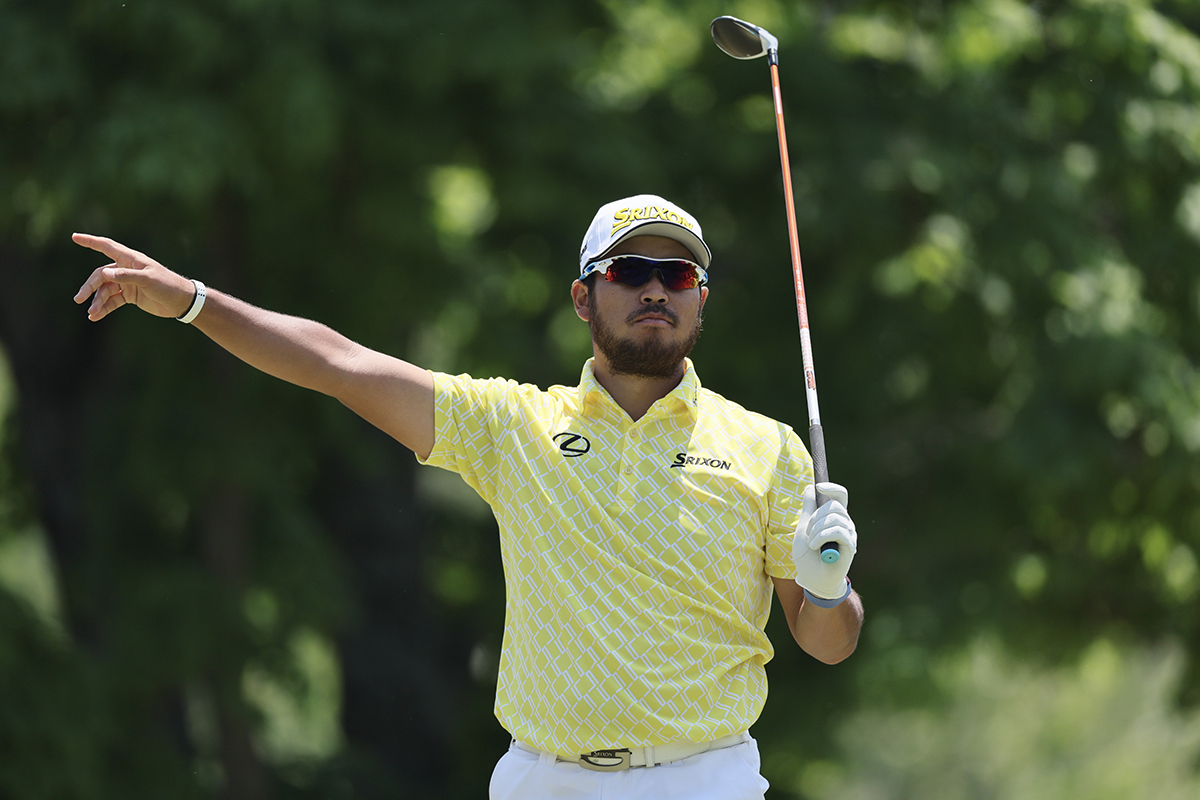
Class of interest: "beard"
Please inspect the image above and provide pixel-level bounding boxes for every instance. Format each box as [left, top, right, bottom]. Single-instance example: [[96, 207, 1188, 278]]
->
[[588, 293, 703, 379]]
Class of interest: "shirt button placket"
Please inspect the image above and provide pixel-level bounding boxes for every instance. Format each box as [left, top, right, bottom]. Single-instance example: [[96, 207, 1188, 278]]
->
[[617, 421, 633, 476], [623, 424, 640, 476]]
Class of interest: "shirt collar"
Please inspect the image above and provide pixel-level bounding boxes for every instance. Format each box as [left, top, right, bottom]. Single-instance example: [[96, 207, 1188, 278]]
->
[[577, 358, 701, 419]]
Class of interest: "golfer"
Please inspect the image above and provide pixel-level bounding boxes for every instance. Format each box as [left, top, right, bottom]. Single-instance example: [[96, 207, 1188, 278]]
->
[[73, 194, 863, 799]]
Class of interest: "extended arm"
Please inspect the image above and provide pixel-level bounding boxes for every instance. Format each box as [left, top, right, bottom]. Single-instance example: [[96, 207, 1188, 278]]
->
[[72, 233, 434, 459]]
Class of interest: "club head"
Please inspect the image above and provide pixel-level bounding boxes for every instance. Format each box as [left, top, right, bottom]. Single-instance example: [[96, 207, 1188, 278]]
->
[[710, 15, 779, 60]]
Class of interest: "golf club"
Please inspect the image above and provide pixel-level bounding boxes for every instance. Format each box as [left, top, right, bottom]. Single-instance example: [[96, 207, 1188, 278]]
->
[[711, 15, 839, 564]]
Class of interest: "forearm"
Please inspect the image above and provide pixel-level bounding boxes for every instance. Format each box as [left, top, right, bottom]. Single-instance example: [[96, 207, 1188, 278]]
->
[[193, 288, 362, 398], [773, 576, 862, 664], [792, 589, 863, 664]]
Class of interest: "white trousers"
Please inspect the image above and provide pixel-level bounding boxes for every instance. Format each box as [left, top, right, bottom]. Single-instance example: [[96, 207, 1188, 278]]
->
[[489, 737, 770, 800]]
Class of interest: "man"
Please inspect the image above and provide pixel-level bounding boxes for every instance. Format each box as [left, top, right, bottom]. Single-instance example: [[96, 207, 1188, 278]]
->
[[73, 194, 862, 799]]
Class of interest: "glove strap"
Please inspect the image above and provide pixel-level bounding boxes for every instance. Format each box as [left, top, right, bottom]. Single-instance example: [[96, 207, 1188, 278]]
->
[[803, 579, 852, 609]]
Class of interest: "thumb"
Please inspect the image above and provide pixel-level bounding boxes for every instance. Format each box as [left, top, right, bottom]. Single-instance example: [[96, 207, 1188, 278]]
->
[[815, 481, 848, 507]]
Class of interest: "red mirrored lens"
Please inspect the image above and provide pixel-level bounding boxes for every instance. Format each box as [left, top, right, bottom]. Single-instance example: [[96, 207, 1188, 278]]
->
[[603, 257, 701, 290]]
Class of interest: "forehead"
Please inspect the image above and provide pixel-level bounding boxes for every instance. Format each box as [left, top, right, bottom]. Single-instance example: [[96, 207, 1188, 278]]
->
[[605, 234, 694, 261]]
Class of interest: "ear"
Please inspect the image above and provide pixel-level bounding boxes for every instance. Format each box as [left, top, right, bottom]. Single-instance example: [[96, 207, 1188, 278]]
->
[[571, 279, 591, 321], [699, 285, 709, 310]]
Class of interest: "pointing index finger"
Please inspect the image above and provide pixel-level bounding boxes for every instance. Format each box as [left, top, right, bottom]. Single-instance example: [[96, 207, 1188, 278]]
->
[[72, 232, 126, 260]]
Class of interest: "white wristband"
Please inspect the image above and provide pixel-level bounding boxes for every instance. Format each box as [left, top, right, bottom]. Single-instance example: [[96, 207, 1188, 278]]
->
[[176, 280, 206, 324]]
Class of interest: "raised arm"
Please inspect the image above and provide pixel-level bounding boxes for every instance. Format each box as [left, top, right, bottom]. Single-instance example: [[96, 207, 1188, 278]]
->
[[773, 481, 863, 663], [72, 233, 435, 459]]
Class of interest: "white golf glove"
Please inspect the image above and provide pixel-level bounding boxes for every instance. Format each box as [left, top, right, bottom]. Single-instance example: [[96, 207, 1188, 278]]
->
[[792, 482, 857, 604]]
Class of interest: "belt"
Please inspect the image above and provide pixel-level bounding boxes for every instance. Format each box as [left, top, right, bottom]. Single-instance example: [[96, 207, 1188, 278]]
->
[[513, 731, 750, 772]]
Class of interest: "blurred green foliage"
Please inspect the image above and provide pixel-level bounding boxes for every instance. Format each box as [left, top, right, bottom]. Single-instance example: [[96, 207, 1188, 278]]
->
[[806, 638, 1200, 800], [1, 0, 1199, 797]]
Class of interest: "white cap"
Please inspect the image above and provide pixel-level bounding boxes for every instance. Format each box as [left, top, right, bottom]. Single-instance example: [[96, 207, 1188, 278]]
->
[[578, 194, 711, 274]]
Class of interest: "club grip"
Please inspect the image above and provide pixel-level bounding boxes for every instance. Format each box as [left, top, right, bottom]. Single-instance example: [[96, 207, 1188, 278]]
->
[[808, 423, 840, 564], [809, 422, 829, 489]]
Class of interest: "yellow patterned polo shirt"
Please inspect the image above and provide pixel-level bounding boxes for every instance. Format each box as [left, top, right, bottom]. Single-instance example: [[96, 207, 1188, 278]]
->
[[418, 358, 812, 756]]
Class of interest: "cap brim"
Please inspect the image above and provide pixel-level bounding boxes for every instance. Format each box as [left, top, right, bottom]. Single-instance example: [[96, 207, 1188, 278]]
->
[[602, 221, 712, 268]]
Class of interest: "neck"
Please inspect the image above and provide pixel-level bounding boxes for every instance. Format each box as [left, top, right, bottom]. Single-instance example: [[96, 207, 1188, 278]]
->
[[590, 355, 687, 421]]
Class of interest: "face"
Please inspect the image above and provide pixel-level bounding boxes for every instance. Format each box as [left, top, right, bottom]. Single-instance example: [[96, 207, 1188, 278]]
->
[[572, 235, 709, 379]]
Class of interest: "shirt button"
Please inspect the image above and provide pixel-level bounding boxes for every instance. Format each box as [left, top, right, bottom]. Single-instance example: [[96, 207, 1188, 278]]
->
[[622, 467, 632, 474]]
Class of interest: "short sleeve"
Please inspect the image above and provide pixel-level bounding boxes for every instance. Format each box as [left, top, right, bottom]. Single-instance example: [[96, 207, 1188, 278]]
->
[[417, 371, 519, 505], [763, 426, 814, 579]]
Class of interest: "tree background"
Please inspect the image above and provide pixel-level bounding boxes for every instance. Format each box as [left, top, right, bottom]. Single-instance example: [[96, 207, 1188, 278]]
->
[[2, 0, 1199, 797]]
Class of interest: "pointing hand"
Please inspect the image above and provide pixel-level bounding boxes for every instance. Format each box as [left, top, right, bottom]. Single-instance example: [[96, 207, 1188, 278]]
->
[[72, 233, 197, 322]]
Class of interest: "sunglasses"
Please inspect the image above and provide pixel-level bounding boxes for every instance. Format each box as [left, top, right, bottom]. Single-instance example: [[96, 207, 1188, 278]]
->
[[580, 255, 709, 291]]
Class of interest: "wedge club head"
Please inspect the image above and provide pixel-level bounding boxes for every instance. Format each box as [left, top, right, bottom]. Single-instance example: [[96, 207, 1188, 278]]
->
[[710, 15, 778, 60]]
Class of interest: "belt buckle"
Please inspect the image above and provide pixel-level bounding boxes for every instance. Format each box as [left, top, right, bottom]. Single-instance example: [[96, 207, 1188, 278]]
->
[[578, 748, 632, 772]]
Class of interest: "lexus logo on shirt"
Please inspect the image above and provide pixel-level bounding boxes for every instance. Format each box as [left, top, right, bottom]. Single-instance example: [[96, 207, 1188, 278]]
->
[[553, 432, 591, 457]]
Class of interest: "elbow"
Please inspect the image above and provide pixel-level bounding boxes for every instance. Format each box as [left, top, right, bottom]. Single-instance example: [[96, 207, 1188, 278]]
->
[[811, 635, 859, 665], [801, 633, 859, 671]]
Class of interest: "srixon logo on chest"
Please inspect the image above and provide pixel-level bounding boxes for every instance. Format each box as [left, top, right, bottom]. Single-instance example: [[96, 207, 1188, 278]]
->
[[670, 452, 732, 470]]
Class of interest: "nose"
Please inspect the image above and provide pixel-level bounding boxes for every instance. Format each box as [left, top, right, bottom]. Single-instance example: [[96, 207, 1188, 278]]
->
[[640, 271, 669, 304]]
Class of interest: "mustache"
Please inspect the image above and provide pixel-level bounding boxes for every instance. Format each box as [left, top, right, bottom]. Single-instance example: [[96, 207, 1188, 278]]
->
[[627, 304, 678, 326]]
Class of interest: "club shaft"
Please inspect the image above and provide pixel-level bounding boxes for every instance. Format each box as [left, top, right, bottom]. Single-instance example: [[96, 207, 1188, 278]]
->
[[768, 56, 829, 508]]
